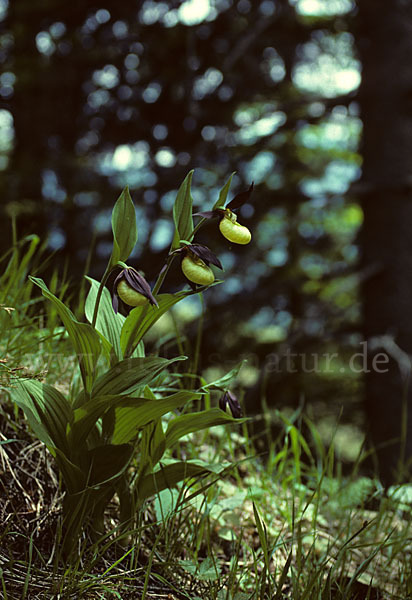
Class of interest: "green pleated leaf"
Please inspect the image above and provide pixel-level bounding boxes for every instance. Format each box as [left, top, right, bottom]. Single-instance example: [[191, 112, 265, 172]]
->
[[69, 394, 138, 448], [84, 276, 125, 361], [120, 291, 194, 357], [30, 276, 101, 393], [12, 380, 72, 455], [111, 390, 201, 445], [87, 444, 134, 486], [54, 447, 86, 494], [138, 459, 226, 500], [12, 388, 52, 448], [58, 442, 133, 491], [69, 389, 188, 451], [141, 419, 166, 470], [73, 355, 185, 409], [165, 407, 244, 449], [110, 186, 138, 266], [139, 400, 166, 476], [213, 172, 235, 210], [133, 340, 145, 357], [132, 387, 166, 476], [94, 355, 185, 398], [171, 170, 194, 250], [61, 491, 93, 558]]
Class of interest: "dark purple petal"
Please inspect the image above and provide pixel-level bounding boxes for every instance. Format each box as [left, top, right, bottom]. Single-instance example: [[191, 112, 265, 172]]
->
[[226, 182, 254, 210], [124, 268, 158, 306], [112, 292, 119, 314], [111, 270, 126, 313], [189, 244, 223, 270], [113, 271, 124, 288], [123, 268, 137, 288], [113, 267, 158, 308]]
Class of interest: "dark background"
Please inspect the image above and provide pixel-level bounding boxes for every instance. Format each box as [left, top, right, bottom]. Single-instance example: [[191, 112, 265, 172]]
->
[[2, 0, 411, 483]]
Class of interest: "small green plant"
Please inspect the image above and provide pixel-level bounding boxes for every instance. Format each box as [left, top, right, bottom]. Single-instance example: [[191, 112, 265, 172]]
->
[[11, 170, 252, 558]]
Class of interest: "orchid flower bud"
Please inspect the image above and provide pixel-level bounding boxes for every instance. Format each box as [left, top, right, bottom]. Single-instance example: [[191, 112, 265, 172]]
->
[[219, 391, 243, 418]]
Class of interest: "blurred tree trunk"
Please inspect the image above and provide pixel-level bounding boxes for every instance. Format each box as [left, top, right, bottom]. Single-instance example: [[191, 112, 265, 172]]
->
[[356, 0, 412, 483]]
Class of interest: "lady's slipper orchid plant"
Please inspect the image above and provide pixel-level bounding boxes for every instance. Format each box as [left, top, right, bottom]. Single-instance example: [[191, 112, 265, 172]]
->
[[194, 182, 254, 245], [112, 266, 158, 312], [12, 171, 250, 560]]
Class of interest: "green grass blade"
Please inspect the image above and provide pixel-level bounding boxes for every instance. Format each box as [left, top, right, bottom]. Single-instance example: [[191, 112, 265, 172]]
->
[[252, 502, 270, 569], [273, 549, 293, 600], [138, 460, 226, 500]]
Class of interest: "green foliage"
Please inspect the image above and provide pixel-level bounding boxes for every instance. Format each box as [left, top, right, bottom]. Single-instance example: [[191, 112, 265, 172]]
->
[[180, 556, 221, 581], [172, 169, 194, 249], [110, 186, 138, 269], [165, 407, 241, 448], [13, 379, 72, 454], [3, 342, 412, 599], [30, 276, 102, 393], [0, 234, 45, 356], [2, 4, 410, 595], [213, 172, 235, 210], [138, 459, 227, 500], [1, 0, 366, 453], [120, 290, 197, 358], [9, 172, 247, 558]]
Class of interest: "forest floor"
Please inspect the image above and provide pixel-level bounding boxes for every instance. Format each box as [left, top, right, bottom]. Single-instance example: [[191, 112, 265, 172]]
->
[[1, 353, 411, 599]]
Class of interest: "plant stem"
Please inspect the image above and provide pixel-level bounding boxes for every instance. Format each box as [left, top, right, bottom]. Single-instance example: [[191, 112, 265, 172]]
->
[[151, 214, 209, 299], [91, 264, 113, 328], [124, 304, 149, 359], [190, 217, 208, 240], [152, 216, 209, 295], [192, 292, 204, 376], [11, 214, 17, 246], [152, 253, 176, 295]]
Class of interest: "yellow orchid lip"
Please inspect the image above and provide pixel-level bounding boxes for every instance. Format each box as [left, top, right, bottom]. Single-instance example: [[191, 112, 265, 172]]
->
[[219, 214, 251, 245], [181, 254, 215, 286], [177, 243, 222, 287], [116, 280, 149, 307], [112, 266, 158, 313]]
